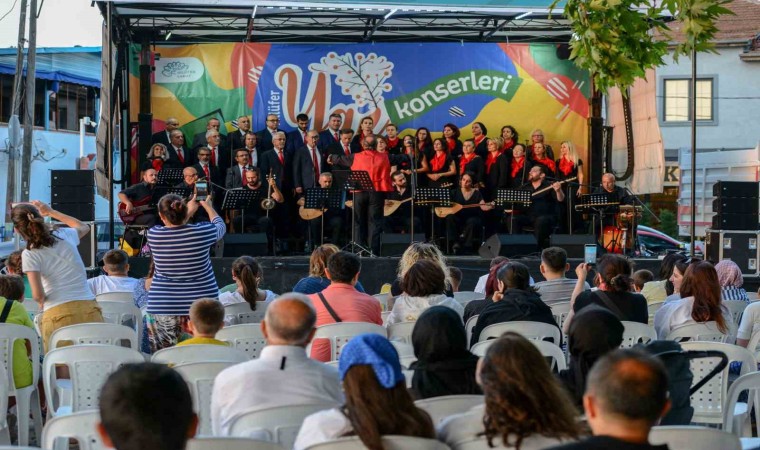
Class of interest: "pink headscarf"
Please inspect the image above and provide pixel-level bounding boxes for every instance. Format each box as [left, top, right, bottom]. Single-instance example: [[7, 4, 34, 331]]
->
[[715, 260, 743, 288]]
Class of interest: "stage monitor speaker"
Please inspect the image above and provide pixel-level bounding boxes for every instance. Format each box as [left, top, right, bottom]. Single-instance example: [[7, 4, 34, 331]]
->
[[54, 222, 97, 268], [219, 233, 268, 257], [51, 169, 94, 187], [713, 181, 759, 198], [479, 234, 538, 259], [549, 234, 597, 258], [380, 233, 426, 256], [712, 197, 759, 215], [711, 214, 759, 231]]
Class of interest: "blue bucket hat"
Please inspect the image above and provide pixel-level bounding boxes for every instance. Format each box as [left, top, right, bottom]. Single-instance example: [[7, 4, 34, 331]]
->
[[338, 334, 404, 389]]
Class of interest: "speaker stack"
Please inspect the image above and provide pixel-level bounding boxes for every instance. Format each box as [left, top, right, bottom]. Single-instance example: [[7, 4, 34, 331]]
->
[[51, 170, 95, 221], [711, 181, 758, 231]]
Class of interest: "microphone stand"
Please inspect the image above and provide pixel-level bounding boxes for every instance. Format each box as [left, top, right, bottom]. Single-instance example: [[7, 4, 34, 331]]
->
[[624, 185, 659, 256], [409, 141, 417, 244]]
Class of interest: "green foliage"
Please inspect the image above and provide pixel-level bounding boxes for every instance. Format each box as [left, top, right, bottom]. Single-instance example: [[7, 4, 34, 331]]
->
[[640, 204, 679, 238]]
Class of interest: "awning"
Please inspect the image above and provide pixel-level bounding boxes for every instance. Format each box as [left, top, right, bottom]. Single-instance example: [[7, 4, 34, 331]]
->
[[0, 49, 101, 88]]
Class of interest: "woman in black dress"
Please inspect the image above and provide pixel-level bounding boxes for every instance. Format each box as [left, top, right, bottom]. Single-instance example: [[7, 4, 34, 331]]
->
[[555, 140, 586, 233], [500, 125, 519, 156], [443, 123, 463, 162], [509, 144, 532, 189], [458, 139, 484, 186], [397, 135, 429, 187], [426, 138, 457, 188]]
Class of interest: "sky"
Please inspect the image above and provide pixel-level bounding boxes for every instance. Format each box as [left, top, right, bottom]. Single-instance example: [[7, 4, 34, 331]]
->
[[0, 0, 103, 48]]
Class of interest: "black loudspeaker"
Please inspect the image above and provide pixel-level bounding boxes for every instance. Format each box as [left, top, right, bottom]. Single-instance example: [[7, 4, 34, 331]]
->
[[706, 230, 759, 276], [380, 233, 425, 256], [549, 234, 597, 258], [220, 233, 268, 257], [54, 222, 97, 267], [51, 170, 95, 221], [713, 181, 759, 198], [479, 234, 538, 259], [712, 214, 759, 231], [713, 197, 759, 215]]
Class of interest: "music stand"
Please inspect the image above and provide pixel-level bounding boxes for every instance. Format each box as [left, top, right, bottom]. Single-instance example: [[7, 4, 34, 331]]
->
[[152, 186, 193, 203], [496, 189, 532, 234], [221, 189, 260, 235], [156, 168, 183, 186], [578, 193, 619, 252], [334, 170, 375, 256], [415, 187, 452, 243], [304, 187, 346, 246]]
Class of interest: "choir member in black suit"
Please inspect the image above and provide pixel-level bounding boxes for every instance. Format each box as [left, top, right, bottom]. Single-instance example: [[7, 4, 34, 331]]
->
[[255, 114, 285, 153], [151, 117, 179, 147], [228, 115, 252, 153], [318, 113, 343, 151]]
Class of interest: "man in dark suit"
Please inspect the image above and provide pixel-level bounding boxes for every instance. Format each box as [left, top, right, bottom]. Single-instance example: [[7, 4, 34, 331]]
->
[[228, 115, 252, 153], [192, 118, 228, 150], [174, 166, 209, 223], [259, 131, 293, 239], [326, 128, 355, 170], [286, 113, 310, 154], [318, 113, 343, 151], [226, 148, 255, 189], [255, 114, 285, 153], [293, 130, 329, 195], [166, 130, 195, 168], [193, 146, 223, 213], [199, 130, 232, 177], [151, 117, 179, 147]]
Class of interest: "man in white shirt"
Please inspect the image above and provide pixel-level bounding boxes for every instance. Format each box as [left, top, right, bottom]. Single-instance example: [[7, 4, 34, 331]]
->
[[534, 247, 590, 306], [474, 256, 534, 293], [211, 293, 343, 435], [88, 249, 139, 296]]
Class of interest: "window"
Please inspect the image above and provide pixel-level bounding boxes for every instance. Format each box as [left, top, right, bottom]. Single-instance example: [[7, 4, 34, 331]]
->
[[51, 82, 99, 132], [663, 78, 714, 122]]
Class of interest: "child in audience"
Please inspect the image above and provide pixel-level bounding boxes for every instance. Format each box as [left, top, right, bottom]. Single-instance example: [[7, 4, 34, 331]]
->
[[0, 275, 35, 389], [88, 249, 139, 296], [177, 299, 227, 346], [3, 251, 32, 299], [632, 269, 654, 293], [219, 256, 277, 309], [448, 266, 463, 293]]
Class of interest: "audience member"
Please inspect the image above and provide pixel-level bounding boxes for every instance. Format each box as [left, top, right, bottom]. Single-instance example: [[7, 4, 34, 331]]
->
[[218, 256, 277, 314], [534, 247, 590, 306], [664, 257, 694, 302], [292, 244, 366, 295], [88, 249, 139, 296], [632, 270, 654, 293], [559, 306, 624, 408], [307, 252, 382, 361], [464, 259, 509, 323], [449, 266, 463, 293], [211, 293, 343, 435], [470, 262, 558, 345], [98, 363, 198, 450], [3, 250, 32, 299], [640, 253, 686, 303], [737, 300, 760, 347], [0, 275, 34, 389], [567, 254, 647, 330], [439, 332, 579, 449], [654, 261, 729, 339], [387, 260, 463, 326], [177, 299, 226, 346], [715, 259, 750, 302], [474, 256, 509, 294], [410, 306, 481, 399], [133, 257, 154, 354], [391, 243, 452, 297], [294, 334, 435, 449], [12, 201, 103, 351], [549, 349, 671, 450]]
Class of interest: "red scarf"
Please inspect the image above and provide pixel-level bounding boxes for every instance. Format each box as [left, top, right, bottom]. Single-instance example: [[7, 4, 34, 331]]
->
[[446, 138, 457, 152], [430, 151, 447, 172], [511, 157, 525, 179], [152, 159, 163, 172], [485, 152, 499, 174], [501, 139, 514, 153], [459, 153, 475, 174], [558, 157, 575, 176], [474, 135, 486, 147], [535, 156, 556, 173], [387, 137, 399, 148]]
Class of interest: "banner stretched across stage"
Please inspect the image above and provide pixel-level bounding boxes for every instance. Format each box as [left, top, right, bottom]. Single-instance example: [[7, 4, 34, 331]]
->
[[129, 42, 590, 176]]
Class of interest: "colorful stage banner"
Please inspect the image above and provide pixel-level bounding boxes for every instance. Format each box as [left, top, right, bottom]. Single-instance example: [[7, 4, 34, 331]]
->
[[129, 43, 590, 156]]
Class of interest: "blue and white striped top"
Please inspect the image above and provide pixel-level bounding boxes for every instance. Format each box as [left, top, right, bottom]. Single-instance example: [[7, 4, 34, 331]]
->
[[721, 286, 750, 303], [146, 216, 226, 315]]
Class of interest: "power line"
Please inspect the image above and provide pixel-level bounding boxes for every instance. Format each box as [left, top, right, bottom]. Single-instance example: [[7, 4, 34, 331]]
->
[[0, 0, 19, 23]]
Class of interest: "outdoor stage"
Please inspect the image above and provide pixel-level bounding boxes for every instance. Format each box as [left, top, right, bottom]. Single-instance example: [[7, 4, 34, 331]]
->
[[127, 256, 669, 295]]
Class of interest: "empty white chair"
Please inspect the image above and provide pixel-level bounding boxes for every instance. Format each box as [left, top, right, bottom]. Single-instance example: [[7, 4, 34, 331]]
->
[[680, 341, 756, 429], [41, 410, 104, 450], [454, 291, 484, 305], [414, 395, 484, 425], [372, 293, 390, 311], [465, 315, 478, 348], [306, 322, 387, 362], [649, 425, 741, 450], [228, 403, 337, 449], [667, 321, 729, 343], [95, 291, 135, 302], [43, 345, 145, 417], [621, 321, 657, 348], [151, 344, 249, 366], [724, 372, 760, 437], [0, 324, 43, 446], [187, 437, 286, 450], [0, 365, 8, 444], [49, 322, 138, 351], [174, 361, 240, 436], [469, 340, 492, 357], [304, 436, 449, 449], [549, 301, 572, 330], [216, 324, 267, 359], [724, 301, 748, 328], [386, 321, 416, 345], [477, 321, 561, 345], [224, 302, 268, 325], [98, 301, 143, 344], [470, 339, 566, 371]]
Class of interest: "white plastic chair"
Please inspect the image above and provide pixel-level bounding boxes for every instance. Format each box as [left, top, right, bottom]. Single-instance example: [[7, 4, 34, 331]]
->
[[549, 301, 572, 330], [724, 372, 760, 437], [667, 321, 730, 343], [0, 365, 9, 444], [98, 301, 143, 345], [224, 302, 268, 325], [41, 410, 104, 450], [724, 301, 748, 328], [649, 425, 741, 450], [386, 321, 416, 345], [304, 436, 450, 449], [414, 395, 484, 425], [465, 315, 478, 348], [372, 293, 390, 311], [680, 341, 756, 429], [151, 344, 249, 366], [49, 322, 138, 350], [748, 292, 760, 302], [620, 321, 657, 348], [381, 311, 391, 325], [174, 361, 240, 436], [216, 324, 267, 359], [306, 322, 387, 362], [22, 299, 40, 319], [43, 345, 145, 417], [228, 403, 337, 449], [95, 291, 135, 302], [454, 291, 484, 305], [477, 321, 561, 345], [187, 437, 286, 450], [470, 339, 566, 371], [648, 301, 666, 316], [0, 324, 43, 446]]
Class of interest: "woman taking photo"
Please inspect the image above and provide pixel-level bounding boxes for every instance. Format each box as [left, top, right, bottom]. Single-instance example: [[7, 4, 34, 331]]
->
[[500, 125, 519, 155], [12, 201, 103, 351], [458, 139, 485, 186], [443, 123, 463, 161], [555, 141, 585, 233], [145, 193, 226, 351], [426, 138, 457, 188]]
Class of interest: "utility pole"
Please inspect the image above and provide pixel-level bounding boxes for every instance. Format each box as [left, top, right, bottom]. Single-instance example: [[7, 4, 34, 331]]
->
[[20, 0, 38, 202]]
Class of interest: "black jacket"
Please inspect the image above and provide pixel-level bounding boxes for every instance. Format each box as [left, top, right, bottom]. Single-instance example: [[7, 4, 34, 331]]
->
[[470, 288, 559, 345]]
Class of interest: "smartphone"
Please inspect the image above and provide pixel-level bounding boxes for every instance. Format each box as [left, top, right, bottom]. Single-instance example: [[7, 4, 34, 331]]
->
[[584, 244, 597, 267], [195, 181, 209, 201]]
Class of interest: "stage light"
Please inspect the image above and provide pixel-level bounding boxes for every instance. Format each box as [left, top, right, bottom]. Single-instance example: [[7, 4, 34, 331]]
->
[[515, 12, 532, 20]]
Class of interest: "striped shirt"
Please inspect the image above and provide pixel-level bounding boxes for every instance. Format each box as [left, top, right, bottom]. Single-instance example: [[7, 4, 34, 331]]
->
[[146, 216, 226, 315], [721, 286, 750, 303]]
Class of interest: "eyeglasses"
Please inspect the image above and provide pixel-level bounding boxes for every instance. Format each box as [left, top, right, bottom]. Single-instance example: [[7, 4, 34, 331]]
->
[[267, 119, 280, 123]]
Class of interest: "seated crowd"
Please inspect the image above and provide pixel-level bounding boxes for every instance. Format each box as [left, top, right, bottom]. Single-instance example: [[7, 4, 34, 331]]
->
[[1, 199, 756, 450]]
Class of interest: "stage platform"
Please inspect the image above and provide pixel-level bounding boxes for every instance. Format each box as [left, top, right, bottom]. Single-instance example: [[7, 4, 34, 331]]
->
[[128, 256, 678, 296]]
